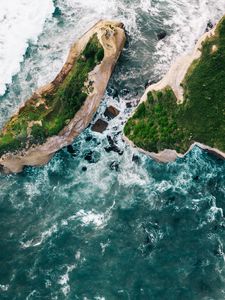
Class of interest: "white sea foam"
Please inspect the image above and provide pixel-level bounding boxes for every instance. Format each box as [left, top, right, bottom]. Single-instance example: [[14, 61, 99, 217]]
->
[[69, 209, 109, 228], [153, 0, 225, 77], [0, 284, 9, 292], [0, 0, 54, 96], [20, 224, 57, 249], [58, 264, 76, 296]]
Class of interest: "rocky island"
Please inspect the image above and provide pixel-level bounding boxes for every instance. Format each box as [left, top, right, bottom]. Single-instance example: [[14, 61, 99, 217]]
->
[[0, 20, 126, 173], [124, 16, 225, 163]]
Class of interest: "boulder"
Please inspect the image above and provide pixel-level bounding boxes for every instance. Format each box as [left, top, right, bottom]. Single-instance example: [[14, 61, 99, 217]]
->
[[84, 151, 100, 164], [206, 20, 214, 32], [157, 30, 167, 41], [104, 105, 120, 120], [91, 119, 108, 133], [67, 145, 76, 154], [104, 135, 123, 155]]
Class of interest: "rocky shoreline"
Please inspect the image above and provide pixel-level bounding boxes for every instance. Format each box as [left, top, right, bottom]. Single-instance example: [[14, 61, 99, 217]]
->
[[0, 20, 126, 173], [124, 19, 225, 163]]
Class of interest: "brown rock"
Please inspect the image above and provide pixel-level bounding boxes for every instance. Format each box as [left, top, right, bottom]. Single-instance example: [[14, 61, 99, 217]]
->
[[91, 119, 108, 133], [104, 105, 120, 120]]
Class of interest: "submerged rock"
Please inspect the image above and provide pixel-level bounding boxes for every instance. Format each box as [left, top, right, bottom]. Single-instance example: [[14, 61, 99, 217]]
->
[[84, 151, 100, 164], [53, 6, 62, 18], [107, 87, 119, 99], [85, 135, 92, 142], [67, 145, 76, 155], [109, 161, 119, 171], [132, 154, 141, 164], [121, 88, 130, 96]]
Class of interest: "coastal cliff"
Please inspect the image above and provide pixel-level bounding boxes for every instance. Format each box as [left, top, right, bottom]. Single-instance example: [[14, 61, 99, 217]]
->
[[0, 20, 126, 173], [124, 16, 225, 163]]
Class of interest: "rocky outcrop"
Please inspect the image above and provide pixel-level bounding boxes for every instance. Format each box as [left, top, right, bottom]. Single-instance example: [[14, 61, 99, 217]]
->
[[124, 19, 225, 163], [0, 20, 126, 173]]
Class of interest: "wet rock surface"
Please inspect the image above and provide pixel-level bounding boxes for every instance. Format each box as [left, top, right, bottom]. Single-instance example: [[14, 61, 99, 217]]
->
[[157, 30, 167, 40], [84, 151, 100, 164], [206, 20, 214, 32], [104, 135, 124, 155], [104, 105, 120, 120], [67, 145, 77, 156], [91, 119, 108, 133], [132, 154, 141, 164]]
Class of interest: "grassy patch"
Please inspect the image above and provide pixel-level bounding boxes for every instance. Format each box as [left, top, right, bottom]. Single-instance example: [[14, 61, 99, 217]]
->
[[0, 34, 104, 155], [124, 17, 225, 154]]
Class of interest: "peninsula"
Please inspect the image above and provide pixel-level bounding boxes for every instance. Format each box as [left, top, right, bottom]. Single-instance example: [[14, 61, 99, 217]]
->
[[124, 16, 225, 162], [0, 20, 126, 173]]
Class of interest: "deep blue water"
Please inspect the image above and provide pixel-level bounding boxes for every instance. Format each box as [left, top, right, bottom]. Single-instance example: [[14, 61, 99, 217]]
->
[[1, 1, 225, 299]]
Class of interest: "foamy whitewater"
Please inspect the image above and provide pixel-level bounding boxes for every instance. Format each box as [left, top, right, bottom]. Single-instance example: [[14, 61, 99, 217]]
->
[[0, 0, 54, 96], [0, 0, 225, 299]]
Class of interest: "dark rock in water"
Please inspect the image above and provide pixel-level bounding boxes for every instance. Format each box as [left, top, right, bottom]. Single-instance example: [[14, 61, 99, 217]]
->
[[84, 151, 100, 164], [85, 135, 92, 142], [82, 166, 87, 172], [157, 30, 167, 41], [104, 105, 120, 120], [107, 87, 119, 99], [206, 20, 214, 32], [104, 135, 123, 155], [109, 161, 119, 171], [84, 151, 93, 162], [193, 175, 199, 181], [91, 119, 108, 133], [67, 145, 76, 156], [132, 154, 141, 164], [126, 102, 133, 108], [126, 98, 140, 108], [53, 6, 62, 18], [107, 135, 115, 146]]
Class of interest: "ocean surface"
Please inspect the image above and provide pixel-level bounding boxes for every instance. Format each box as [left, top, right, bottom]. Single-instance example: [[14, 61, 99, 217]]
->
[[1, 1, 225, 299]]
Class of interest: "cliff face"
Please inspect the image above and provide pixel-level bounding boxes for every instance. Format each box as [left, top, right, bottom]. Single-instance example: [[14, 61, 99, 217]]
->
[[124, 16, 225, 163], [0, 20, 126, 173]]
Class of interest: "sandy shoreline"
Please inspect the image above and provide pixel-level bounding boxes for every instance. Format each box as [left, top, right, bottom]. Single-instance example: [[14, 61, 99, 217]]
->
[[124, 21, 225, 162], [141, 26, 216, 103], [0, 20, 126, 173]]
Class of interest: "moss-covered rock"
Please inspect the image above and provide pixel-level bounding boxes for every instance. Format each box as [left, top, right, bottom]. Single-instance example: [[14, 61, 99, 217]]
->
[[0, 20, 126, 173], [0, 34, 104, 156]]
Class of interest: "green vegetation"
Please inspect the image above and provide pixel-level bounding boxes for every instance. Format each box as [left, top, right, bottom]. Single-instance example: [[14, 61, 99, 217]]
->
[[0, 34, 104, 155], [124, 17, 225, 154]]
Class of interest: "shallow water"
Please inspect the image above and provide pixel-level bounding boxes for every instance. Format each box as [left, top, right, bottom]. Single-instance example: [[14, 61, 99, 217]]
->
[[0, 1, 225, 299]]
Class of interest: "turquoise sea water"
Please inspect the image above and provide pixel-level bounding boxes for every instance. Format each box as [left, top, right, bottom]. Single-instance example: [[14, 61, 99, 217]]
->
[[1, 1, 225, 299]]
